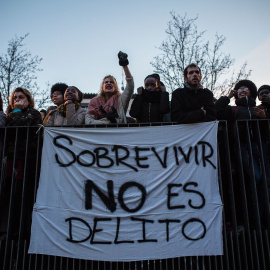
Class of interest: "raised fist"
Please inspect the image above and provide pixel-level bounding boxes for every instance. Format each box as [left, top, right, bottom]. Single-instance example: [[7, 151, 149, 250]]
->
[[118, 51, 129, 66]]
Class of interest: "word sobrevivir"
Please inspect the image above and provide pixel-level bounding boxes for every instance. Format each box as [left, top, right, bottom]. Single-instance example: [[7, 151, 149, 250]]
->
[[53, 135, 216, 172]]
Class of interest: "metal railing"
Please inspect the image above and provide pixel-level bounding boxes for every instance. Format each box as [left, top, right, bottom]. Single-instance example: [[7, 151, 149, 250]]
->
[[0, 121, 269, 270]]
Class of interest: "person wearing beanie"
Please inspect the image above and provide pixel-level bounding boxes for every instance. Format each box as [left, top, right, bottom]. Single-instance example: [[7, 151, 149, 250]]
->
[[171, 63, 216, 123], [215, 79, 259, 122], [129, 73, 170, 122], [46, 86, 86, 126], [215, 80, 270, 220]]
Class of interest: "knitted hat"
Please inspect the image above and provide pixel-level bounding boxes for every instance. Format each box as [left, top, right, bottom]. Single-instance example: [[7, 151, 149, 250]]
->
[[234, 80, 257, 99], [51, 83, 68, 98], [258, 85, 270, 96]]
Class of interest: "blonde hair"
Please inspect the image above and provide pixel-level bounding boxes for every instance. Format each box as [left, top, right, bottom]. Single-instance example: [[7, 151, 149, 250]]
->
[[98, 75, 121, 98], [6, 87, 35, 114]]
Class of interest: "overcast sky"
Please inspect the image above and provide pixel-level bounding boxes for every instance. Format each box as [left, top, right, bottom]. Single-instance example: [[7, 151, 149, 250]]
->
[[1, 0, 269, 101]]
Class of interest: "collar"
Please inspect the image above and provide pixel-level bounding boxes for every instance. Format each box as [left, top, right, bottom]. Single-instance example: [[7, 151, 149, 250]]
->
[[184, 82, 203, 90]]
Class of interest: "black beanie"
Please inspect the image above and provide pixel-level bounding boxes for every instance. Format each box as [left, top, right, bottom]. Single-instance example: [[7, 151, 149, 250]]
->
[[258, 85, 270, 96], [234, 80, 257, 99], [51, 83, 68, 98]]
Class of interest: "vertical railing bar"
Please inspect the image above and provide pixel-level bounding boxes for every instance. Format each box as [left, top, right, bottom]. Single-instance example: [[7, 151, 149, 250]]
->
[[220, 121, 241, 269], [4, 127, 19, 270], [255, 121, 270, 230], [10, 240, 14, 270], [16, 126, 30, 269], [22, 239, 27, 270], [228, 232, 235, 270], [251, 230, 261, 270], [262, 230, 270, 268], [41, 254, 44, 270], [238, 229, 248, 270], [0, 127, 7, 195], [245, 121, 266, 269], [234, 121, 256, 269], [217, 122, 230, 270]]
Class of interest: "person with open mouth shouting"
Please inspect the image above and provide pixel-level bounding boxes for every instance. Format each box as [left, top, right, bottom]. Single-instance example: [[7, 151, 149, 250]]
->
[[85, 51, 134, 125]]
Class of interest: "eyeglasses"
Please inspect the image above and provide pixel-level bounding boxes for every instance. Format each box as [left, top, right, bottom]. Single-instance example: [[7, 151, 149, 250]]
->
[[237, 88, 249, 92]]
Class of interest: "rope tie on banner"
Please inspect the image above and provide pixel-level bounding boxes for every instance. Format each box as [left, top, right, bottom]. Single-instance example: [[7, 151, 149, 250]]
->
[[36, 124, 44, 134]]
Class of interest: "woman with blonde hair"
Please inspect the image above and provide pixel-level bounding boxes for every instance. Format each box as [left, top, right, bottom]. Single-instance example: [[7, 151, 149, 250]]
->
[[85, 51, 134, 124], [6, 87, 41, 126]]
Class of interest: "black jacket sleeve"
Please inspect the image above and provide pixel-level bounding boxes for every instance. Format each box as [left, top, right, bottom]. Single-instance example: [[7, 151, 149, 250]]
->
[[159, 92, 170, 114], [214, 96, 232, 121], [129, 95, 143, 119]]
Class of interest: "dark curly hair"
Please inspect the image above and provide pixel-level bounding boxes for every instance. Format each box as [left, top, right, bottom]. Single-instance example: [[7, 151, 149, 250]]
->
[[51, 83, 68, 98], [234, 80, 257, 99]]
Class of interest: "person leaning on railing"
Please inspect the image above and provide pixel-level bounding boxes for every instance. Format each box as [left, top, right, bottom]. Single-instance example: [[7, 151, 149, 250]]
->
[[215, 80, 269, 224], [85, 51, 134, 125], [6, 88, 41, 126], [45, 86, 86, 126], [129, 73, 170, 123], [3, 87, 41, 239]]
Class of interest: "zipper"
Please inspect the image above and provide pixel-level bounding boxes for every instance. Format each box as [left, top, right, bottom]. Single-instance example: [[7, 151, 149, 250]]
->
[[149, 103, 151, 121]]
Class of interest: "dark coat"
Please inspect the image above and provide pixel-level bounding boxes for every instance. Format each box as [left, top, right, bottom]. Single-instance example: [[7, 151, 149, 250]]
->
[[6, 108, 41, 126], [171, 86, 216, 123], [129, 90, 170, 122], [215, 96, 258, 123]]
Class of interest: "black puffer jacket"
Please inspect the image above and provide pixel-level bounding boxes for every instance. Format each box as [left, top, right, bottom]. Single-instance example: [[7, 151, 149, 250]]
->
[[171, 86, 216, 123], [130, 90, 170, 122]]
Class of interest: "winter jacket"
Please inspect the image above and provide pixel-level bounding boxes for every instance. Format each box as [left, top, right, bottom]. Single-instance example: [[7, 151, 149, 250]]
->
[[171, 85, 216, 123], [85, 77, 134, 125], [0, 111, 7, 126], [215, 96, 258, 123], [6, 108, 41, 126], [46, 103, 86, 126], [129, 90, 170, 122]]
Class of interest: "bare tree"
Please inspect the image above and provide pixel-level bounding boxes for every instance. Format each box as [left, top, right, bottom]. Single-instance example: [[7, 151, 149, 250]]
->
[[0, 33, 50, 109], [151, 12, 251, 97]]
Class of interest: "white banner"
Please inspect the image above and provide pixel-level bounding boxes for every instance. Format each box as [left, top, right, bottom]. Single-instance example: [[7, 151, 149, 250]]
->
[[29, 122, 223, 261]]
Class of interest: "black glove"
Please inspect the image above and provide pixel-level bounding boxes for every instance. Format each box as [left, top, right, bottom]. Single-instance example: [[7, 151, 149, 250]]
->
[[99, 105, 118, 123], [118, 51, 129, 66]]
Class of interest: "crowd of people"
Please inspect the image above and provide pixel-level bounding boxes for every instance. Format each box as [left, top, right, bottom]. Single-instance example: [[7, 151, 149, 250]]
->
[[0, 52, 270, 237], [0, 52, 270, 127]]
